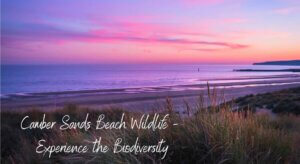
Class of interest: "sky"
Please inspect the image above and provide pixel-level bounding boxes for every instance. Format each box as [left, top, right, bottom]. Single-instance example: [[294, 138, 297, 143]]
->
[[1, 0, 300, 64]]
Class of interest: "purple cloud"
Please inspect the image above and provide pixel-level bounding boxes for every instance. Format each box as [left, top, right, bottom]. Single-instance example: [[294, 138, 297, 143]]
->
[[2, 21, 249, 50]]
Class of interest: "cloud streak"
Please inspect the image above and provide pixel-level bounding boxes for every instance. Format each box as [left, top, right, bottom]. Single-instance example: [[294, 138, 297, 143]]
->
[[181, 0, 225, 5], [2, 21, 248, 50], [273, 7, 299, 15]]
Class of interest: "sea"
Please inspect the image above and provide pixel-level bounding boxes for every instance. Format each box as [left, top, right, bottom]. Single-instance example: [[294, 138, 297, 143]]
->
[[1, 64, 300, 96]]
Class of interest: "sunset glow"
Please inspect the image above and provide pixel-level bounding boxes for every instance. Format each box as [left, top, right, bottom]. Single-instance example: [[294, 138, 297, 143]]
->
[[2, 0, 300, 64]]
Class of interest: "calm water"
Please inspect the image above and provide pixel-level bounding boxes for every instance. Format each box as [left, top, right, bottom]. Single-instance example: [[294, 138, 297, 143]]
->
[[1, 64, 300, 95]]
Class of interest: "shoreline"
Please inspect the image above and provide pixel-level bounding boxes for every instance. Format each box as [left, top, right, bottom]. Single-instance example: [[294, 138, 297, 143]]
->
[[2, 74, 300, 97], [2, 74, 300, 112]]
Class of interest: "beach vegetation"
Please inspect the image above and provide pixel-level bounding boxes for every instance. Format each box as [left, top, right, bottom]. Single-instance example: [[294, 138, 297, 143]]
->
[[1, 87, 300, 163]]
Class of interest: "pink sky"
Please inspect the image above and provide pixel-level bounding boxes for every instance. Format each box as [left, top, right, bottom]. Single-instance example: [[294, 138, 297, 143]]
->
[[1, 0, 300, 64]]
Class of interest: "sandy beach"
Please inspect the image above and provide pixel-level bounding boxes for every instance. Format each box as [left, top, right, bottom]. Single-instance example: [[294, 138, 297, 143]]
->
[[2, 74, 300, 112]]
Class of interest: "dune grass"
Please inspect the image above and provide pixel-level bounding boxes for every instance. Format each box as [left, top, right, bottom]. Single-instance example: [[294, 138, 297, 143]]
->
[[234, 87, 300, 115], [1, 87, 300, 164]]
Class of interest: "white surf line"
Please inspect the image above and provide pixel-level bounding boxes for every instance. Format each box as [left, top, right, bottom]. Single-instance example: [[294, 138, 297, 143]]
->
[[218, 81, 300, 89]]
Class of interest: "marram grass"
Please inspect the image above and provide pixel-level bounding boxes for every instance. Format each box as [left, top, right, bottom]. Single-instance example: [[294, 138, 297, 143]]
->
[[1, 88, 299, 164]]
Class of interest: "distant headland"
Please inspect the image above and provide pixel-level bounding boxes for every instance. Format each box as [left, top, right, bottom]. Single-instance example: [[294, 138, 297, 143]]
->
[[234, 60, 300, 72], [234, 69, 300, 72], [253, 60, 300, 66]]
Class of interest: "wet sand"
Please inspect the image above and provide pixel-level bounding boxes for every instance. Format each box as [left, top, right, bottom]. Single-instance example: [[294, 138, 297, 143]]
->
[[1, 74, 300, 112]]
